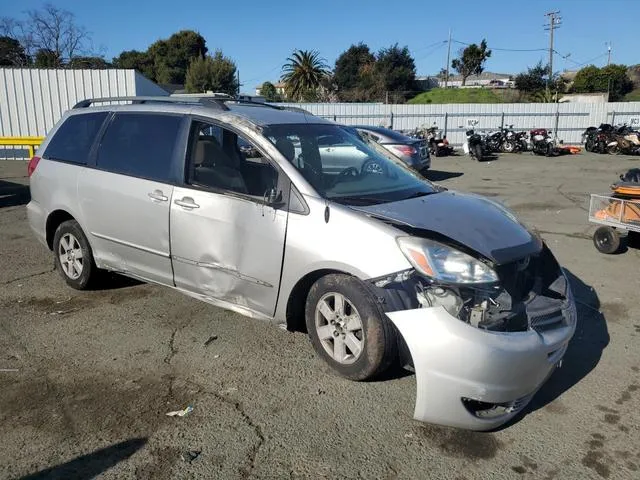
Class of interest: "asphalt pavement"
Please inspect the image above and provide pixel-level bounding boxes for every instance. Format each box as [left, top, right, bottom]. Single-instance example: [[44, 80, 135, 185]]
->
[[0, 151, 639, 479]]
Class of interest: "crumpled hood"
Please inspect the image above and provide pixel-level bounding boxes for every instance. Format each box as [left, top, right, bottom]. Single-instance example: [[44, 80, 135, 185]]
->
[[353, 191, 542, 265]]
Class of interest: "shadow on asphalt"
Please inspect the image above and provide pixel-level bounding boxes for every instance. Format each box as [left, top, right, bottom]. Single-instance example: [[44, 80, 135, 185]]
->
[[425, 170, 464, 182], [19, 438, 147, 480], [0, 179, 30, 208]]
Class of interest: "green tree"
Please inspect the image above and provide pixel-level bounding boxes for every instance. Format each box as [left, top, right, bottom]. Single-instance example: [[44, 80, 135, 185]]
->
[[112, 50, 155, 78], [515, 62, 548, 93], [185, 51, 238, 95], [260, 81, 281, 101], [0, 36, 29, 66], [572, 64, 632, 101], [34, 48, 62, 67], [148, 30, 207, 84], [333, 43, 376, 101], [280, 49, 330, 101], [451, 40, 492, 86], [375, 44, 417, 102], [68, 56, 109, 69]]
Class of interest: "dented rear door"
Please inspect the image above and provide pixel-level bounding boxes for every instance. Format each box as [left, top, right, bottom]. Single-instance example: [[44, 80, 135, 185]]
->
[[169, 187, 288, 318]]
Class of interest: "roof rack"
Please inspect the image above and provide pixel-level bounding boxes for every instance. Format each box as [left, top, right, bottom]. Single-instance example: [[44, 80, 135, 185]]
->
[[72, 95, 313, 116], [72, 96, 230, 110]]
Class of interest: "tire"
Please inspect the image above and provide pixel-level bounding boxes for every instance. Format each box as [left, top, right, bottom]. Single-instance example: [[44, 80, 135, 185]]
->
[[53, 220, 99, 289], [502, 141, 515, 153], [473, 144, 483, 161], [585, 139, 594, 152], [305, 274, 397, 381], [593, 226, 621, 254], [606, 144, 619, 155]]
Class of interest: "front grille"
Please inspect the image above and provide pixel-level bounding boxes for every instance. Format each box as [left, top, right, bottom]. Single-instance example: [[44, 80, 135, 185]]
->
[[530, 310, 564, 332]]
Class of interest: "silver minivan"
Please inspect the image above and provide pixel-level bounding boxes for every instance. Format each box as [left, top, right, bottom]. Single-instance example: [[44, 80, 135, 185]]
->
[[27, 96, 576, 430]]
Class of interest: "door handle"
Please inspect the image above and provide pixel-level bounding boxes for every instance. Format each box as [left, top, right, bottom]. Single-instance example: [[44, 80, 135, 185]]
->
[[148, 190, 168, 202], [174, 197, 200, 209]]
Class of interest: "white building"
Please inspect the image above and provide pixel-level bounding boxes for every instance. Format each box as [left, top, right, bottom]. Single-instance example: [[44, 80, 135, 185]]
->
[[0, 68, 168, 137]]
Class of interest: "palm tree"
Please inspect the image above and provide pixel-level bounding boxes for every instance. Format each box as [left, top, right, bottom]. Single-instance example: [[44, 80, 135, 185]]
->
[[280, 50, 330, 101]]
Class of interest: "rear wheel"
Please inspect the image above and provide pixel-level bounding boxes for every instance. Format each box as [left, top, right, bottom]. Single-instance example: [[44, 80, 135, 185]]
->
[[305, 274, 397, 381], [593, 226, 621, 254], [606, 144, 619, 155], [53, 220, 99, 289], [502, 141, 515, 153]]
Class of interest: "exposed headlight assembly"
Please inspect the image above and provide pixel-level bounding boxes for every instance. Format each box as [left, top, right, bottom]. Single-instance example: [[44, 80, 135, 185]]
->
[[396, 237, 498, 284]]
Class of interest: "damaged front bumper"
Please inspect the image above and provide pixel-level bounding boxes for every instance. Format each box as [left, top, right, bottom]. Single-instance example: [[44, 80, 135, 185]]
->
[[386, 295, 576, 430], [374, 247, 577, 430]]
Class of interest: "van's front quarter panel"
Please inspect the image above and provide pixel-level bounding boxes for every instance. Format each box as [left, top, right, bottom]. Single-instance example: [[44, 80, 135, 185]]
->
[[275, 195, 411, 323]]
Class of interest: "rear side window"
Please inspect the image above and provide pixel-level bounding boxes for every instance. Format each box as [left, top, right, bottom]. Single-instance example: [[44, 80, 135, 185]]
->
[[44, 112, 108, 164], [96, 113, 182, 183]]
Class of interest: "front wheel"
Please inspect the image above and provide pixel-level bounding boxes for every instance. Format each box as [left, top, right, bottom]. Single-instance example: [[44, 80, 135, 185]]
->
[[53, 220, 99, 289], [472, 144, 483, 161], [606, 144, 619, 155], [305, 274, 397, 381]]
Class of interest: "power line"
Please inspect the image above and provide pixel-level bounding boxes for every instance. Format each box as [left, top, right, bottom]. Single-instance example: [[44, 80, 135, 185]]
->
[[414, 42, 446, 61], [412, 39, 448, 54], [451, 39, 547, 52]]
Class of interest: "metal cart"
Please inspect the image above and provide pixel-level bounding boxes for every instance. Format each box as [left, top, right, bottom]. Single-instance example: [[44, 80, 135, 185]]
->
[[588, 193, 640, 254]]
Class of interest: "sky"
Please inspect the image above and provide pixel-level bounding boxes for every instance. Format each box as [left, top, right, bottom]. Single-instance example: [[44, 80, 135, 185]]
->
[[1, 0, 636, 90]]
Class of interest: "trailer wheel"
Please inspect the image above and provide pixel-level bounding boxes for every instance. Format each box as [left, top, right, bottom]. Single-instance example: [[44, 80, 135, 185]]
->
[[593, 226, 621, 254]]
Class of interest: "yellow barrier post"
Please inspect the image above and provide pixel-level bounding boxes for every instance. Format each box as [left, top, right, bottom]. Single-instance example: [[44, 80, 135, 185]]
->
[[0, 137, 44, 159]]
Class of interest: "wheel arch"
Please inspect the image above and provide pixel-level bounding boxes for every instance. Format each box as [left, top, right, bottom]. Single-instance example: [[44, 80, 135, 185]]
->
[[285, 268, 354, 333], [46, 209, 76, 250]]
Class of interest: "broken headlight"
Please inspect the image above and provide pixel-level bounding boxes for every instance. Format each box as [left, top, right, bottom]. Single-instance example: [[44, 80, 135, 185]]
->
[[396, 237, 498, 284]]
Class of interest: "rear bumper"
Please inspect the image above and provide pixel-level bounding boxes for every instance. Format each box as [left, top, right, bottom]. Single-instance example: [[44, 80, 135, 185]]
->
[[386, 294, 576, 430], [26, 199, 48, 248]]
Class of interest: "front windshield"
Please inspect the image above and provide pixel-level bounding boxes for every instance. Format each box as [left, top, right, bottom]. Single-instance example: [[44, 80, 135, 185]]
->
[[263, 123, 436, 205]]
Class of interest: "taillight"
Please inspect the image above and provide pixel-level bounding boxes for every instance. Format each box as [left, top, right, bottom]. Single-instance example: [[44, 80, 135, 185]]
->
[[27, 156, 41, 177], [392, 145, 417, 156]]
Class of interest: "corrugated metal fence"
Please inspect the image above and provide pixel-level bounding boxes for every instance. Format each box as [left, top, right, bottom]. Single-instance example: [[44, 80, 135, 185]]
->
[[278, 102, 640, 146]]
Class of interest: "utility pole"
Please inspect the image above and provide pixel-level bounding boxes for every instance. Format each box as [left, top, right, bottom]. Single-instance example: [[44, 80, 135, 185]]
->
[[606, 42, 612, 100], [444, 29, 452, 89], [236, 70, 241, 96], [544, 11, 561, 99]]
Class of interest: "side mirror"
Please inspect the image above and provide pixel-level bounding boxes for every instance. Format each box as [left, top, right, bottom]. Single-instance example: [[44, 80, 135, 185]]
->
[[264, 187, 285, 208]]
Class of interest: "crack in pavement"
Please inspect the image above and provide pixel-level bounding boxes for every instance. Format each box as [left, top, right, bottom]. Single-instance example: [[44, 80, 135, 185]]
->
[[190, 382, 265, 479], [1, 267, 55, 286], [556, 183, 589, 212], [537, 229, 591, 240], [163, 328, 178, 365]]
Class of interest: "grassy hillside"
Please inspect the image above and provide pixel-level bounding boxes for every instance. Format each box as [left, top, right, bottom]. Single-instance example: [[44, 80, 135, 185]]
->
[[408, 88, 504, 104], [624, 88, 640, 101]]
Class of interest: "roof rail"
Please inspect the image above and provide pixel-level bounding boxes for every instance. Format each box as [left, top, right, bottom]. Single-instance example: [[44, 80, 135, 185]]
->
[[72, 96, 230, 111]]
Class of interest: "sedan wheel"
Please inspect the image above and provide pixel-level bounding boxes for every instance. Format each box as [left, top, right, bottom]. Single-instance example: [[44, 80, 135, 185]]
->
[[315, 292, 364, 365]]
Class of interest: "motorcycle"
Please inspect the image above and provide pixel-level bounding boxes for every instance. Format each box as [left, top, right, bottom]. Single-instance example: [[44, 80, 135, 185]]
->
[[514, 130, 529, 152], [425, 124, 454, 157], [484, 128, 504, 153], [500, 124, 519, 153], [583, 123, 614, 154], [530, 128, 555, 156], [464, 128, 486, 161], [605, 124, 640, 155]]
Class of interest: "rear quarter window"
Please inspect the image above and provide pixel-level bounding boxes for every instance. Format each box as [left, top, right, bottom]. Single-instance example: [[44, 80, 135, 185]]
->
[[96, 113, 183, 183], [43, 112, 109, 164]]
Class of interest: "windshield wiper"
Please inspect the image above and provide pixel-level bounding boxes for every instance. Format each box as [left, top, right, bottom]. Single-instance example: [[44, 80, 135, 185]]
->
[[402, 190, 439, 200], [329, 195, 391, 206]]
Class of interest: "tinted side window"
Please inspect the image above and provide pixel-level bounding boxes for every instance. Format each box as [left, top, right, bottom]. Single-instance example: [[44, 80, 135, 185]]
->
[[97, 113, 182, 183], [44, 112, 108, 164]]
